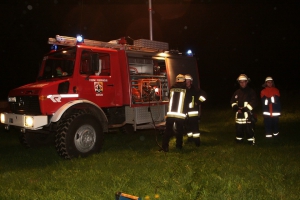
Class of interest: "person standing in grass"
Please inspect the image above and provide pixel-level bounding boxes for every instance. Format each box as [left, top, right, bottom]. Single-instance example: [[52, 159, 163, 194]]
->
[[184, 74, 207, 147], [160, 74, 187, 152], [230, 74, 257, 145], [261, 76, 281, 138]]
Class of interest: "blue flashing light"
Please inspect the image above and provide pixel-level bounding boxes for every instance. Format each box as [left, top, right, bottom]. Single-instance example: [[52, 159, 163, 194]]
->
[[186, 49, 193, 57], [51, 44, 57, 51], [76, 34, 84, 43]]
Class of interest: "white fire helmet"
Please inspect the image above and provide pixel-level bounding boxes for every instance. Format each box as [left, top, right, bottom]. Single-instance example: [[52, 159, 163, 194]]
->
[[265, 76, 273, 82], [185, 74, 193, 81], [237, 74, 249, 81], [176, 74, 185, 82]]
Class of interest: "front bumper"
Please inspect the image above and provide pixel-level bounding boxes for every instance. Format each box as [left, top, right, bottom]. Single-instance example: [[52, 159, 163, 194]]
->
[[0, 112, 48, 130]]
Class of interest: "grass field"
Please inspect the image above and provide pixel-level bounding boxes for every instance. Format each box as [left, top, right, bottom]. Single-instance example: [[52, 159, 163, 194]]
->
[[0, 93, 300, 200]]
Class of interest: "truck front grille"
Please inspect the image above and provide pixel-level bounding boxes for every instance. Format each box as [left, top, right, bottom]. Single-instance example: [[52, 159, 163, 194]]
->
[[9, 96, 41, 115]]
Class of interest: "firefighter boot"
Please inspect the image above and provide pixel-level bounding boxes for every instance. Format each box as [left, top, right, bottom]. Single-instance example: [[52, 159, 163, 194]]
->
[[160, 141, 169, 152], [235, 138, 243, 144], [265, 133, 273, 138], [187, 132, 193, 143], [247, 137, 255, 145], [272, 132, 280, 144], [187, 136, 193, 143], [158, 147, 169, 152], [194, 137, 201, 147]]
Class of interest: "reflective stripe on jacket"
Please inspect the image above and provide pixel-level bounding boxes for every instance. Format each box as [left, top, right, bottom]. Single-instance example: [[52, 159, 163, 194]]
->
[[261, 87, 281, 116], [167, 87, 186, 119]]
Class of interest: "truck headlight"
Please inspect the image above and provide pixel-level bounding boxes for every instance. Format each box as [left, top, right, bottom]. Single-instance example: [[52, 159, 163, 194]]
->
[[8, 97, 16, 102], [0, 113, 5, 123], [25, 116, 34, 127]]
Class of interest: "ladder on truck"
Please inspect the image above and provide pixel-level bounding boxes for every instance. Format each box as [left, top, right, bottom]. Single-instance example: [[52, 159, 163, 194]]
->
[[48, 35, 169, 52]]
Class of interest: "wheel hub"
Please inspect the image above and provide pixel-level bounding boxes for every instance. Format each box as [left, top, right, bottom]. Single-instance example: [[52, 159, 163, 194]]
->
[[74, 125, 96, 152]]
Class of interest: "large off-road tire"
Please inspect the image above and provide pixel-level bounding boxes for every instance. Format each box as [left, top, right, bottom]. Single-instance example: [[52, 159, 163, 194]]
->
[[19, 131, 55, 148], [55, 111, 104, 159]]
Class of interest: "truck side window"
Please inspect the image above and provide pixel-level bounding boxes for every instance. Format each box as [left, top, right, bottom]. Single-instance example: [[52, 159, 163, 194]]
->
[[99, 54, 110, 76], [80, 52, 91, 74], [81, 51, 110, 76]]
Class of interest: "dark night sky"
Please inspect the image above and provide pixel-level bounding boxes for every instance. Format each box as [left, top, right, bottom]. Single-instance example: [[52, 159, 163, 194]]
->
[[1, 0, 299, 103]]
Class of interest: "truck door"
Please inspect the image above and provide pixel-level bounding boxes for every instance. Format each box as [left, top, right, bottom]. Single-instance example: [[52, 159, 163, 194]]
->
[[165, 56, 200, 88], [77, 50, 116, 107]]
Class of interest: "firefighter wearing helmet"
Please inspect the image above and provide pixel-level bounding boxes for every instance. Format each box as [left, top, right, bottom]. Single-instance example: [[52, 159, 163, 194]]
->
[[184, 74, 207, 146], [261, 76, 281, 138], [160, 74, 187, 152], [230, 74, 258, 145]]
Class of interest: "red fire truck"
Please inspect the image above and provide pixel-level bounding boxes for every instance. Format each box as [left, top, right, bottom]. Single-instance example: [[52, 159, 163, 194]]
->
[[0, 34, 200, 159]]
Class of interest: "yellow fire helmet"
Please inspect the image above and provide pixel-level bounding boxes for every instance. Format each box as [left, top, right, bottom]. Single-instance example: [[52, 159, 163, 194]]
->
[[237, 74, 249, 81], [185, 74, 193, 81], [176, 74, 185, 82], [265, 76, 273, 82]]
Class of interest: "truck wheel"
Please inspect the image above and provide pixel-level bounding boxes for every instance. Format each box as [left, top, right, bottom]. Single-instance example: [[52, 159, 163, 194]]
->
[[55, 112, 103, 159], [19, 132, 55, 148]]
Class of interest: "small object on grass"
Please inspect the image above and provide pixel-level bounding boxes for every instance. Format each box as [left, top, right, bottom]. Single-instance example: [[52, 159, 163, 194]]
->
[[115, 192, 141, 200]]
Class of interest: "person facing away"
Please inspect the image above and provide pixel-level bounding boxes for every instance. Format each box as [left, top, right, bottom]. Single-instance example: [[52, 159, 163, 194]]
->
[[160, 74, 186, 152], [230, 74, 257, 145], [184, 74, 207, 147], [261, 76, 281, 138]]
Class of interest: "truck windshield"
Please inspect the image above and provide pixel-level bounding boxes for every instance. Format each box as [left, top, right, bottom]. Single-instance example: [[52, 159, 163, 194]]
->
[[38, 48, 76, 80]]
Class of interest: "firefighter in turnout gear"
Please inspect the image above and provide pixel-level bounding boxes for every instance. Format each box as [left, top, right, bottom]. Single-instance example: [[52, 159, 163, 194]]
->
[[261, 76, 281, 138], [184, 74, 207, 146], [230, 74, 257, 144], [160, 74, 186, 152]]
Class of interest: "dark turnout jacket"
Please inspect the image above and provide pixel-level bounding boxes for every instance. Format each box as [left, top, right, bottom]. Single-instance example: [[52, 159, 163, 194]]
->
[[230, 86, 257, 122], [184, 85, 207, 116]]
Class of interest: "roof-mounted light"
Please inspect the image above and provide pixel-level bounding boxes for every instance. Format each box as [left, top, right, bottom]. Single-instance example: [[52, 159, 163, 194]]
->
[[76, 34, 84, 44], [186, 49, 193, 57], [50, 44, 57, 51]]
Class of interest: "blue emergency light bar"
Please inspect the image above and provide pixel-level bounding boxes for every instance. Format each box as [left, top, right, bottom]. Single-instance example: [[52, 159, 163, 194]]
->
[[51, 44, 57, 51]]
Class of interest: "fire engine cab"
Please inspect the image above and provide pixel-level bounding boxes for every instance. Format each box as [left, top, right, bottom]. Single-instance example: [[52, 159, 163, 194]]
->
[[0, 34, 200, 159]]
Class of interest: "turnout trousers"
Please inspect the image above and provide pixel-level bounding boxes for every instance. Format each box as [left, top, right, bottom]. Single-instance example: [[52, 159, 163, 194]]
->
[[162, 117, 185, 151], [235, 122, 255, 144], [263, 116, 279, 137], [186, 116, 201, 146]]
